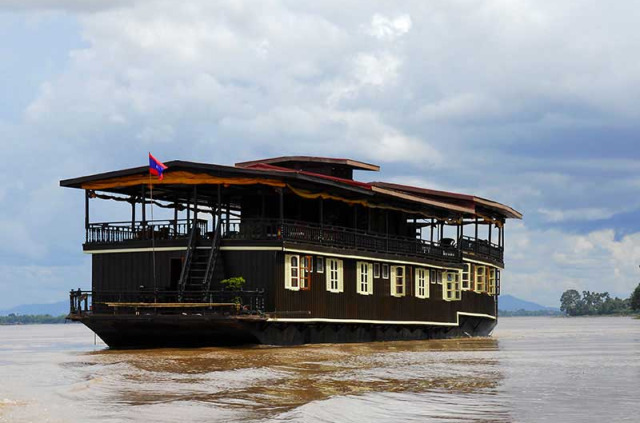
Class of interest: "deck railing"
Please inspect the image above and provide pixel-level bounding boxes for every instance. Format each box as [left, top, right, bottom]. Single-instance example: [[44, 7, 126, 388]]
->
[[86, 219, 208, 244], [459, 236, 503, 261], [226, 218, 462, 262], [69, 289, 265, 315]]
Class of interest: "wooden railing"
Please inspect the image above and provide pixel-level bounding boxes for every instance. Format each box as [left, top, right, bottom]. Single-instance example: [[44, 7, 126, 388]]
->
[[86, 219, 208, 244], [459, 236, 503, 261], [225, 218, 461, 262], [69, 289, 265, 315]]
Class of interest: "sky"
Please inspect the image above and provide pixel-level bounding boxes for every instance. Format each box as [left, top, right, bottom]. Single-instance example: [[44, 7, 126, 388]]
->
[[2, 0, 640, 309]]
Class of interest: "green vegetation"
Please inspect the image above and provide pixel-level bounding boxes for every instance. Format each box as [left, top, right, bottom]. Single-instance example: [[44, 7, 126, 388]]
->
[[560, 289, 631, 316], [499, 309, 562, 317], [631, 283, 640, 312], [220, 276, 246, 290], [0, 314, 67, 325]]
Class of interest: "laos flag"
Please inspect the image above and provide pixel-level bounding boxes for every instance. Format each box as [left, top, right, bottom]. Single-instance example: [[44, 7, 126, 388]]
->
[[149, 153, 168, 180]]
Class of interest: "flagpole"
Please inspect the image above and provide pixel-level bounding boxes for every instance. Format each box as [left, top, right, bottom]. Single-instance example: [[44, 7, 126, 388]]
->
[[149, 170, 157, 294]]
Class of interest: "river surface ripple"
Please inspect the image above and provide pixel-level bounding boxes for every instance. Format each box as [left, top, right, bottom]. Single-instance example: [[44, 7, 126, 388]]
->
[[0, 316, 638, 422]]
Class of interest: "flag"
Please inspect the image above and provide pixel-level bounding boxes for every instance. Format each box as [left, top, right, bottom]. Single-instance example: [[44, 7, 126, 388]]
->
[[149, 153, 168, 180]]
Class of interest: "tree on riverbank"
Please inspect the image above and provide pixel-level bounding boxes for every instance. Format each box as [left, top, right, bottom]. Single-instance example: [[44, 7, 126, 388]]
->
[[560, 290, 630, 316], [631, 284, 640, 312], [0, 314, 67, 325]]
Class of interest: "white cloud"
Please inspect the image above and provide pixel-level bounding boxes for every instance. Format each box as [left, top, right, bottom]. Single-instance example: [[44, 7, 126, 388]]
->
[[504, 223, 640, 306], [3, 0, 640, 309], [365, 13, 412, 41]]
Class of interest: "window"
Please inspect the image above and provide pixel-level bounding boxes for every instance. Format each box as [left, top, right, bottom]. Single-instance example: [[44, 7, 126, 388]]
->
[[461, 263, 471, 290], [285, 254, 312, 291], [326, 258, 344, 293], [475, 265, 486, 293], [382, 263, 389, 279], [443, 270, 461, 301], [496, 269, 501, 295], [488, 268, 498, 295], [373, 263, 381, 278], [285, 254, 300, 291], [300, 255, 312, 290], [390, 265, 406, 297], [316, 256, 324, 273], [357, 262, 374, 295], [430, 269, 442, 284], [415, 267, 429, 299]]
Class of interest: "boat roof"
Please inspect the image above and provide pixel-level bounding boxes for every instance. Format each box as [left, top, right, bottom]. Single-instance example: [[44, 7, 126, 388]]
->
[[60, 157, 521, 220], [236, 156, 380, 172]]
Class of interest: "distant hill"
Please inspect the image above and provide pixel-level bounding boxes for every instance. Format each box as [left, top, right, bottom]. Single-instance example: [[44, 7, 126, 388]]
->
[[499, 294, 558, 312], [0, 300, 68, 316]]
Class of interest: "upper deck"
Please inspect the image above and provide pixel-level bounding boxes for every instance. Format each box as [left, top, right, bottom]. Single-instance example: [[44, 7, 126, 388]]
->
[[63, 156, 518, 268]]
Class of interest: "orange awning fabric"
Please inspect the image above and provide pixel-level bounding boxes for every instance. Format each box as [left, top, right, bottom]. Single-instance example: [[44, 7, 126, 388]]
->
[[80, 171, 286, 190]]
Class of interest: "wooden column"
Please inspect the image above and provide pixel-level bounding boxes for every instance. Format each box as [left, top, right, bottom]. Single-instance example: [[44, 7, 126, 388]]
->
[[279, 188, 284, 224], [488, 221, 492, 245], [173, 199, 178, 235], [226, 200, 231, 234], [430, 218, 434, 243], [141, 185, 146, 227], [474, 217, 479, 241], [193, 186, 198, 224], [84, 190, 90, 230], [131, 195, 136, 231]]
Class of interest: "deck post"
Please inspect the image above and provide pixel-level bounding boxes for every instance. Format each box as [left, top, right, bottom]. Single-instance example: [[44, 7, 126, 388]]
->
[[474, 217, 479, 253], [130, 196, 136, 231], [319, 197, 324, 244], [173, 199, 178, 235], [430, 218, 434, 243], [488, 221, 492, 245], [84, 190, 89, 230], [186, 196, 190, 230], [225, 200, 230, 234], [193, 186, 198, 224], [141, 184, 146, 228], [279, 188, 284, 225]]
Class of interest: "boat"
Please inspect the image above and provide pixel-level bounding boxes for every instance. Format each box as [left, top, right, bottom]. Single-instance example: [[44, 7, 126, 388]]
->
[[61, 156, 521, 348]]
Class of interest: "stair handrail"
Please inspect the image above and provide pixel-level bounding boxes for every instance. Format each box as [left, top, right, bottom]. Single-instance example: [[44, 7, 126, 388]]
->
[[177, 219, 199, 301], [202, 218, 223, 297]]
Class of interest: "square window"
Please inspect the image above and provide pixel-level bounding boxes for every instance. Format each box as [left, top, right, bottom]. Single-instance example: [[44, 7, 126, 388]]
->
[[373, 263, 381, 278], [316, 256, 324, 273]]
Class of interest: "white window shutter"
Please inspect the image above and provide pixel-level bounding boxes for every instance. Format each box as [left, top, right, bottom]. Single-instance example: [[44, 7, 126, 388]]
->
[[367, 264, 373, 295], [284, 255, 291, 290], [338, 260, 344, 293]]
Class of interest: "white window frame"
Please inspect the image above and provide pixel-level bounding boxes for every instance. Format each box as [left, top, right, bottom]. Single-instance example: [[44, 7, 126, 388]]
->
[[382, 263, 389, 279], [316, 256, 324, 273], [300, 255, 312, 290], [373, 263, 381, 278], [284, 254, 300, 291], [326, 258, 344, 293], [443, 270, 461, 301], [356, 261, 374, 295], [461, 263, 471, 290], [390, 265, 406, 297], [415, 267, 429, 299], [475, 265, 486, 293], [488, 267, 496, 295]]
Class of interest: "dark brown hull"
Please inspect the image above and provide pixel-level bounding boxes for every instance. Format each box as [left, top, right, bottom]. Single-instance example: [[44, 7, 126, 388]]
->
[[72, 314, 497, 349]]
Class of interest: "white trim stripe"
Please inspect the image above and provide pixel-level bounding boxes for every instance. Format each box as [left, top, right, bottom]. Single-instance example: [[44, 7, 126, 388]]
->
[[84, 247, 187, 254], [283, 247, 461, 270], [219, 246, 282, 251], [267, 312, 495, 327], [463, 257, 504, 269]]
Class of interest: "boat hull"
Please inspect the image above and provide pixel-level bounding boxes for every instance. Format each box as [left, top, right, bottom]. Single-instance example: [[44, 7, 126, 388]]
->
[[72, 313, 497, 349]]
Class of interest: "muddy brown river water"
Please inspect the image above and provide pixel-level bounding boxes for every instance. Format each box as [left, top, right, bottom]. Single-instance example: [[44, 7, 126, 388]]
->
[[1, 316, 638, 422]]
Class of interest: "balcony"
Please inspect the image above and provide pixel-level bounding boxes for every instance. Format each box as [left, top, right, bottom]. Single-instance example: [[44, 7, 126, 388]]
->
[[86, 219, 208, 244], [227, 218, 461, 263], [84, 218, 503, 265]]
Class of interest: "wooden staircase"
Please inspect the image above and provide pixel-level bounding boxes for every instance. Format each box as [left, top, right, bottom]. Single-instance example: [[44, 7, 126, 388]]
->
[[178, 219, 223, 302]]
